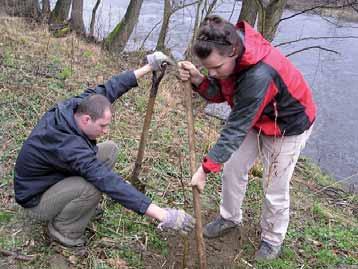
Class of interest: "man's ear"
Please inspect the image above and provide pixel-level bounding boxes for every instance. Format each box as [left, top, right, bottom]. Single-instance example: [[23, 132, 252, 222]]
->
[[81, 114, 92, 126]]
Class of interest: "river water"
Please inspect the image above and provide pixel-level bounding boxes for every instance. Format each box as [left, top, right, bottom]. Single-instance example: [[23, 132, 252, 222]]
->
[[75, 0, 358, 188]]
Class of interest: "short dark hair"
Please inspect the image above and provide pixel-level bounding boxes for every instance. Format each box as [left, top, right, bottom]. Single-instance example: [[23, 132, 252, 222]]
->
[[75, 94, 112, 120], [193, 15, 243, 59]]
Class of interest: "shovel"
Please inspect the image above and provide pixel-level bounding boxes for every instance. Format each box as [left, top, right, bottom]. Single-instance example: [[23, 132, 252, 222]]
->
[[131, 64, 168, 192]]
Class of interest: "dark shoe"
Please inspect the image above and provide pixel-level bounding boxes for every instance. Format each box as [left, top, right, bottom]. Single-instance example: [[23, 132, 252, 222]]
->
[[255, 241, 281, 261], [48, 222, 86, 247], [203, 216, 239, 238]]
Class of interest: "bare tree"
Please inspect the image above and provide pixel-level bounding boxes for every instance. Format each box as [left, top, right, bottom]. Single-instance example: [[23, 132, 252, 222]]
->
[[71, 0, 85, 34], [238, 0, 258, 26], [89, 0, 102, 38], [185, 0, 204, 59], [104, 0, 144, 53], [184, 0, 219, 59], [254, 0, 287, 42], [0, 0, 40, 18], [42, 0, 51, 19], [156, 0, 198, 51], [29, 0, 41, 18], [50, 0, 72, 25], [156, 0, 172, 51]]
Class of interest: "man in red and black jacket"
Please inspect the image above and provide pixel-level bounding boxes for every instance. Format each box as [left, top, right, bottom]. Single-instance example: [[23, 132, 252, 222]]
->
[[178, 16, 316, 261]]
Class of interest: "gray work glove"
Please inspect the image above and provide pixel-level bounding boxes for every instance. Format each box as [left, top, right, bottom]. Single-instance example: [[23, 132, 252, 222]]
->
[[146, 51, 174, 71], [158, 208, 195, 234]]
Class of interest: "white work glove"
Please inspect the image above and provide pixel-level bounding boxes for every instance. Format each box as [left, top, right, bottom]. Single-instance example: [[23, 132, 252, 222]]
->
[[146, 51, 173, 71], [158, 208, 195, 235]]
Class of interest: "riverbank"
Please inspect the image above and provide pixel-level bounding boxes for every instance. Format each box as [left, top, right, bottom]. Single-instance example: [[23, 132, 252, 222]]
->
[[0, 16, 357, 268]]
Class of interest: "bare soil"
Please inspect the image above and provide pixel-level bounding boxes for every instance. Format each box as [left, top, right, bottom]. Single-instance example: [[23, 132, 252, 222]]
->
[[143, 210, 261, 269]]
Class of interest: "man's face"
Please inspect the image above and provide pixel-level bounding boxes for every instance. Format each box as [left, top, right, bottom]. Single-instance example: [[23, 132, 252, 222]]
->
[[200, 48, 238, 80], [82, 109, 112, 140]]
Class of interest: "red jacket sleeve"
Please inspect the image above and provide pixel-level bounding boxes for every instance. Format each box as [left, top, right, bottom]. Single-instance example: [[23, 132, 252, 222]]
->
[[193, 77, 226, 103], [202, 155, 223, 173]]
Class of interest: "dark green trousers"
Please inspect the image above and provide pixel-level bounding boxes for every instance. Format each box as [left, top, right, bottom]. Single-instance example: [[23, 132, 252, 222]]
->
[[26, 141, 119, 240]]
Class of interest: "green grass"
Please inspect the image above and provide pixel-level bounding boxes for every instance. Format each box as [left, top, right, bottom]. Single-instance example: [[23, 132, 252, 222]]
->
[[0, 210, 14, 223]]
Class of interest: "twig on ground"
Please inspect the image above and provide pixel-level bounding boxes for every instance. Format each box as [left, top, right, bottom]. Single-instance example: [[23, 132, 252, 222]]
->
[[0, 248, 36, 262], [240, 258, 256, 268]]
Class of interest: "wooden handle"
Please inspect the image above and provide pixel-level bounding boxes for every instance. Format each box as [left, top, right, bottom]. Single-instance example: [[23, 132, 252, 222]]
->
[[183, 80, 207, 269]]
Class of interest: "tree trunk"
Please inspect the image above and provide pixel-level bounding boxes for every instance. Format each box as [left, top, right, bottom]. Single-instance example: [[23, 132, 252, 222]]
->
[[71, 0, 85, 34], [156, 0, 171, 51], [262, 0, 287, 41], [50, 0, 72, 25], [1, 0, 41, 18], [42, 0, 51, 18], [185, 0, 203, 60], [238, 0, 258, 26], [104, 0, 144, 53], [192, 0, 203, 42], [29, 0, 40, 18], [253, 0, 287, 42], [89, 0, 101, 38]]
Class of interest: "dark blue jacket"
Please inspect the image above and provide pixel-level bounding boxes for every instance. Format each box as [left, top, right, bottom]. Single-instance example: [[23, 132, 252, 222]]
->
[[14, 71, 151, 214]]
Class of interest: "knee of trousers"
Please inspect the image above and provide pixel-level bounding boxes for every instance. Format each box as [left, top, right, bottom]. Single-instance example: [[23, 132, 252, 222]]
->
[[70, 177, 102, 206], [264, 196, 290, 213], [104, 140, 120, 156], [99, 140, 119, 167]]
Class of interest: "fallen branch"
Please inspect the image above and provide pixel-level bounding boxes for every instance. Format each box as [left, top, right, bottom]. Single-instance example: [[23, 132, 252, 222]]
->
[[0, 248, 35, 262]]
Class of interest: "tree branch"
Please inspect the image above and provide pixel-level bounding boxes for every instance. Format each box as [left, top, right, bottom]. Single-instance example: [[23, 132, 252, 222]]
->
[[228, 0, 238, 22], [279, 1, 358, 24], [275, 35, 358, 47], [173, 0, 198, 12], [311, 11, 358, 28], [286, 46, 339, 57], [206, 0, 219, 16], [140, 19, 162, 49]]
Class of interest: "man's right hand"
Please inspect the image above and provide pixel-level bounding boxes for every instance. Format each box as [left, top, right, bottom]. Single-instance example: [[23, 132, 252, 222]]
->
[[158, 208, 195, 235], [177, 61, 204, 86]]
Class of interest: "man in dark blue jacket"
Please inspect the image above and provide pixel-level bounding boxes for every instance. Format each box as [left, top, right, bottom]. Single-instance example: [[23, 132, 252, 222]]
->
[[14, 52, 194, 247]]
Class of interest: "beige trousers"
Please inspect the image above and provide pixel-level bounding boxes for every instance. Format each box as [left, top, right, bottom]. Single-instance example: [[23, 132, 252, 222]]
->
[[220, 126, 313, 246]]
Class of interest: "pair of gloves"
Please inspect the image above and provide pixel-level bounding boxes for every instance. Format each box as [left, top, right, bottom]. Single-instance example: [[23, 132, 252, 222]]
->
[[147, 51, 175, 71]]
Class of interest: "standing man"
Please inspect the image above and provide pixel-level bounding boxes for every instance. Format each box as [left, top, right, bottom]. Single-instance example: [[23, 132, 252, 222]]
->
[[178, 16, 316, 261], [14, 52, 194, 247]]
